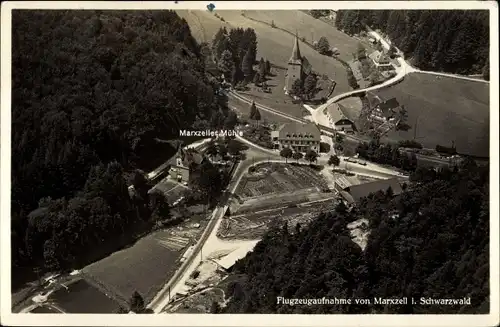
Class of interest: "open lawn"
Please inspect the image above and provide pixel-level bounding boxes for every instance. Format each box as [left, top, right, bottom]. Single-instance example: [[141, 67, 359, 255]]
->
[[49, 278, 120, 313], [228, 94, 293, 123], [176, 10, 353, 96], [82, 227, 197, 305], [373, 73, 490, 158]]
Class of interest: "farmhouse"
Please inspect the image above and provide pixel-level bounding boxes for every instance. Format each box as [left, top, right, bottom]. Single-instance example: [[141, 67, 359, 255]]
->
[[271, 122, 321, 152], [338, 177, 403, 205], [326, 103, 355, 133], [169, 147, 204, 183], [369, 50, 393, 72], [370, 97, 401, 122], [284, 33, 312, 94]]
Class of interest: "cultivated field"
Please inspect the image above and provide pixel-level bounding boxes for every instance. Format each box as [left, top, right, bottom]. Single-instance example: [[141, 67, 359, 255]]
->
[[82, 223, 205, 305], [176, 10, 354, 96], [374, 73, 490, 157], [235, 163, 329, 199]]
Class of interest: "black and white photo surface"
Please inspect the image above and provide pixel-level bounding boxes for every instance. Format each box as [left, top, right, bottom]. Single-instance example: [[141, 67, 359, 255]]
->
[[1, 1, 498, 327]]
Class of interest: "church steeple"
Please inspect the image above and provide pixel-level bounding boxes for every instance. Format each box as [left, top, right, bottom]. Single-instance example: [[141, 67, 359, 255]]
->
[[289, 31, 302, 63]]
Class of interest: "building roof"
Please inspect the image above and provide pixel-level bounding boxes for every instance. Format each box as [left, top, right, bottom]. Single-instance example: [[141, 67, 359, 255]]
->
[[289, 33, 302, 65], [369, 50, 390, 65], [327, 103, 354, 126], [277, 122, 321, 141], [215, 242, 258, 270], [335, 175, 362, 190], [343, 177, 403, 204]]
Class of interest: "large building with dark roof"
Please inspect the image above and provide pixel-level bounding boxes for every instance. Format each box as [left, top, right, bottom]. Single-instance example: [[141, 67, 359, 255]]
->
[[338, 177, 403, 205], [271, 122, 321, 152]]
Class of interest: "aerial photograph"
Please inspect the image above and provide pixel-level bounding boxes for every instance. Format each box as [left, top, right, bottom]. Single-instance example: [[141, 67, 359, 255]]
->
[[6, 5, 492, 320]]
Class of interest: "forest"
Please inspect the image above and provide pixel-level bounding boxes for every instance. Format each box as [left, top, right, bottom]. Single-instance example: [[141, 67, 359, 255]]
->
[[335, 10, 489, 76], [223, 159, 489, 314], [11, 10, 238, 289]]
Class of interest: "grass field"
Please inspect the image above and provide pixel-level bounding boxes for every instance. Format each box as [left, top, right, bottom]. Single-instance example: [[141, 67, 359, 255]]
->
[[82, 228, 193, 305], [176, 10, 356, 96], [373, 73, 490, 157], [49, 278, 120, 313]]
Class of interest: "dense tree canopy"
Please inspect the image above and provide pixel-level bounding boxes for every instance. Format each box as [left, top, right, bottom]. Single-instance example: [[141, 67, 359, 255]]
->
[[224, 161, 489, 314], [335, 10, 489, 74], [11, 10, 230, 287]]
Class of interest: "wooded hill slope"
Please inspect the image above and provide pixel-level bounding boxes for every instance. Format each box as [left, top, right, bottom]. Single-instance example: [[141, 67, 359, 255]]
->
[[11, 10, 235, 288], [223, 160, 489, 314], [335, 10, 489, 77]]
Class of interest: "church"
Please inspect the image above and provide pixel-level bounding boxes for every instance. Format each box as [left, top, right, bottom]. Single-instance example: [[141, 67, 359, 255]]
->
[[284, 33, 312, 95]]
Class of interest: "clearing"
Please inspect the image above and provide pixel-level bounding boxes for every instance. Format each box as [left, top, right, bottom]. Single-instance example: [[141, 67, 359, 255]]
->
[[373, 73, 490, 157]]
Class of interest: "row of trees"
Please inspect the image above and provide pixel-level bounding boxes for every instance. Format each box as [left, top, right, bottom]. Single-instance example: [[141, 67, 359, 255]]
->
[[335, 10, 489, 76], [279, 148, 318, 163], [212, 27, 259, 85], [355, 138, 418, 172], [11, 11, 231, 288], [223, 159, 489, 313]]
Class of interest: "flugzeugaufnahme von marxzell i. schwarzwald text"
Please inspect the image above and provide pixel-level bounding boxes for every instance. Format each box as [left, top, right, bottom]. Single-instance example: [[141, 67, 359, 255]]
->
[[373, 297, 472, 305]]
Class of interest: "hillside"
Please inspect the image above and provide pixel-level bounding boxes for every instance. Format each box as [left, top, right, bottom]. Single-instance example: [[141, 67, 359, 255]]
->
[[374, 73, 490, 158], [223, 160, 489, 314], [11, 10, 234, 288]]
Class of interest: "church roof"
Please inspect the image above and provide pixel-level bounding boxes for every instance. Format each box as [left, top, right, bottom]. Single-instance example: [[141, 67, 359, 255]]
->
[[289, 34, 302, 64]]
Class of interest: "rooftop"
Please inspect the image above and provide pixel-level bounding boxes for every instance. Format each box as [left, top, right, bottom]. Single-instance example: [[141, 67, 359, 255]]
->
[[342, 177, 403, 204], [277, 122, 321, 140], [289, 33, 302, 65], [369, 50, 391, 65]]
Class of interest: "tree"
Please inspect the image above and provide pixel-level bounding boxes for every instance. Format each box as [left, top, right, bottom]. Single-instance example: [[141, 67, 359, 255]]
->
[[253, 72, 261, 86], [316, 36, 330, 55], [249, 101, 257, 119], [303, 74, 318, 100], [218, 144, 228, 159], [218, 50, 234, 79], [482, 59, 489, 81], [292, 151, 303, 162], [310, 10, 329, 19], [241, 49, 254, 79], [224, 111, 238, 130], [253, 108, 261, 122], [356, 42, 366, 59], [265, 60, 271, 75], [130, 291, 145, 313], [289, 79, 304, 98], [328, 155, 340, 166], [259, 59, 267, 79], [206, 142, 218, 158], [280, 147, 293, 163], [210, 300, 221, 313], [228, 139, 243, 156], [304, 149, 318, 163], [149, 191, 171, 223]]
